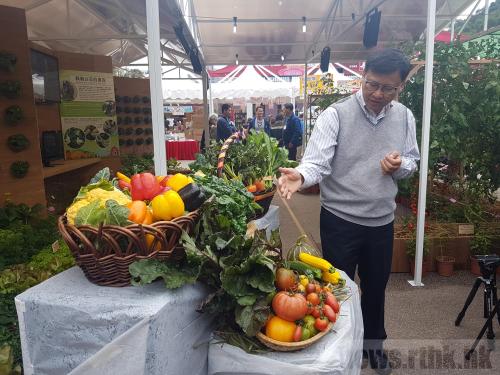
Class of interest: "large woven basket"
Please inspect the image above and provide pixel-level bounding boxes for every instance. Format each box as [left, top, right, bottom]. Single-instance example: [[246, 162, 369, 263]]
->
[[58, 210, 199, 287], [256, 323, 333, 352], [217, 133, 276, 217]]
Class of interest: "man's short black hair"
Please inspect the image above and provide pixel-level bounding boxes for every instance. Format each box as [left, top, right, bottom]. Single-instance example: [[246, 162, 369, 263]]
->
[[284, 103, 294, 111], [221, 103, 231, 113], [365, 48, 411, 81]]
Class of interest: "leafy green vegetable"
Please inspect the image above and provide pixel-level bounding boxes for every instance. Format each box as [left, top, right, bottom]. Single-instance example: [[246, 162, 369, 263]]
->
[[130, 259, 199, 289], [74, 200, 105, 226], [189, 132, 297, 188], [74, 200, 130, 227], [89, 167, 110, 184], [105, 200, 130, 226]]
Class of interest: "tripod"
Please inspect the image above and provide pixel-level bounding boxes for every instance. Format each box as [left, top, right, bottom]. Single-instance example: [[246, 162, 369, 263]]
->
[[455, 256, 500, 360]]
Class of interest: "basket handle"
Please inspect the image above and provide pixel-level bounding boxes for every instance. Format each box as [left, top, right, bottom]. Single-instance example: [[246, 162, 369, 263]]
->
[[217, 132, 240, 177]]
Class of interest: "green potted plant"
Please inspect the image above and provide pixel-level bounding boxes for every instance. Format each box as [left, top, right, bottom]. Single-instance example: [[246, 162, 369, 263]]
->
[[10, 161, 29, 179], [435, 239, 455, 277], [0, 81, 21, 99], [7, 134, 30, 153], [406, 234, 431, 277], [4, 105, 23, 125], [469, 230, 493, 276], [0, 51, 17, 72]]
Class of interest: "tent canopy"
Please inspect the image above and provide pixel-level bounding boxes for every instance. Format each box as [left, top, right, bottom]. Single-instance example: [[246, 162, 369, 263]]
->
[[189, 0, 477, 65], [162, 65, 298, 100], [0, 0, 203, 73]]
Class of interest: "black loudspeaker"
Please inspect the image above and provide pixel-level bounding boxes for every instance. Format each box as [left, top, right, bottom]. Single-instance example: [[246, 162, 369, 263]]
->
[[320, 47, 331, 73], [363, 7, 382, 48]]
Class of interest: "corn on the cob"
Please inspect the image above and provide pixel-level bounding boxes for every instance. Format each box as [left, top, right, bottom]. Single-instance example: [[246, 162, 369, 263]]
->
[[298, 252, 335, 273], [322, 270, 341, 284]]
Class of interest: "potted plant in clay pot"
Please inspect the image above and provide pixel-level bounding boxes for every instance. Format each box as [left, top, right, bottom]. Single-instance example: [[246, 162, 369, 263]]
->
[[406, 234, 431, 277], [469, 230, 493, 276], [435, 240, 455, 277]]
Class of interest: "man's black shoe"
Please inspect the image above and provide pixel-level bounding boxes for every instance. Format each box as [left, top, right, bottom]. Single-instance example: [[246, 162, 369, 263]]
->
[[368, 350, 392, 375]]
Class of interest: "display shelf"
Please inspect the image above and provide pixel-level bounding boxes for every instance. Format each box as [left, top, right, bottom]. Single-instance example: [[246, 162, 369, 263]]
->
[[43, 158, 101, 179]]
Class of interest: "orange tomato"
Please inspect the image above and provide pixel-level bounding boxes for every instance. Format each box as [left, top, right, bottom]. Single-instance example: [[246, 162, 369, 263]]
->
[[255, 180, 266, 192], [246, 184, 257, 193], [265, 316, 296, 342]]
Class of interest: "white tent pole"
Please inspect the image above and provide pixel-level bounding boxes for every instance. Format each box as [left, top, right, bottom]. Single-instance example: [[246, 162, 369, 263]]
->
[[303, 61, 308, 153], [450, 18, 455, 43], [484, 0, 490, 31], [208, 73, 214, 114], [202, 70, 210, 146], [409, 0, 436, 287], [146, 0, 167, 176]]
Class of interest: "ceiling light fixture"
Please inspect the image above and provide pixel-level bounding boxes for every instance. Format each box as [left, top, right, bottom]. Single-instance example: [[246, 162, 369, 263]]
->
[[302, 16, 307, 33], [236, 54, 239, 65], [281, 54, 285, 62], [233, 17, 237, 33]]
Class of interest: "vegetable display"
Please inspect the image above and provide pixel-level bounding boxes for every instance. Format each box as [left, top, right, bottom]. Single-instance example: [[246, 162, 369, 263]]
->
[[189, 131, 297, 193], [129, 171, 349, 351], [65, 168, 206, 227]]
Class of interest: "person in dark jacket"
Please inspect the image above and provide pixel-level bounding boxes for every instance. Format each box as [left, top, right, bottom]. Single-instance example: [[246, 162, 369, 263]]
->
[[282, 103, 302, 160], [248, 106, 271, 135], [216, 103, 235, 142]]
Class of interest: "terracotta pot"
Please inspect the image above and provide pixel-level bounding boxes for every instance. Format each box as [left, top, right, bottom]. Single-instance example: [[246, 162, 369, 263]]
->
[[470, 256, 482, 276], [409, 259, 430, 277], [436, 256, 455, 277]]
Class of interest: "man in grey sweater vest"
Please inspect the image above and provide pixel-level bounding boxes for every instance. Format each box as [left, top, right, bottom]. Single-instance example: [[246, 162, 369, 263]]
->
[[278, 49, 419, 375]]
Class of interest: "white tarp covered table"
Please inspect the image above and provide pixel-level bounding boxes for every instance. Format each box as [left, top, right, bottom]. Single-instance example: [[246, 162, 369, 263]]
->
[[15, 267, 215, 375], [208, 272, 363, 375]]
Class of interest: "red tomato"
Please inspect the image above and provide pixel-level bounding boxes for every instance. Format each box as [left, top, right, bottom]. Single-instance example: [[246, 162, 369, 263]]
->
[[272, 292, 308, 322], [311, 306, 321, 318], [325, 292, 340, 313], [305, 283, 316, 294], [322, 305, 336, 323], [306, 292, 320, 306], [293, 325, 302, 342], [315, 317, 329, 331], [314, 284, 322, 293]]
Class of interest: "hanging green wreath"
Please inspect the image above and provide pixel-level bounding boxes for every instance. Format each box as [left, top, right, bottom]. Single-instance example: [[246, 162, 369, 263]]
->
[[10, 161, 29, 178], [0, 81, 21, 99], [4, 105, 23, 125], [0, 52, 17, 72], [7, 134, 30, 152]]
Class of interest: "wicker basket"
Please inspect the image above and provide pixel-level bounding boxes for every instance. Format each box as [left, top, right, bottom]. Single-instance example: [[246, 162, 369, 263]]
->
[[256, 323, 333, 352], [217, 133, 276, 217], [58, 210, 199, 287]]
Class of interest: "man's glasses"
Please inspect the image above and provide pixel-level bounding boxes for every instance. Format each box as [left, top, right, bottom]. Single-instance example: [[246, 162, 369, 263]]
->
[[363, 78, 400, 96]]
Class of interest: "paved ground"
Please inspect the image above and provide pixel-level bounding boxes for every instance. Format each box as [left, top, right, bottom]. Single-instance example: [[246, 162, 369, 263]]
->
[[273, 192, 500, 374]]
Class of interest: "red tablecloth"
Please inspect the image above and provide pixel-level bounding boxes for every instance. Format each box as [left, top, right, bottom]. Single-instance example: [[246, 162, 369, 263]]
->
[[166, 140, 200, 160]]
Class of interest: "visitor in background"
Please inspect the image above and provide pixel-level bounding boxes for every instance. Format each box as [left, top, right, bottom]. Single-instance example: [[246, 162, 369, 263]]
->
[[200, 113, 218, 152], [248, 106, 271, 135], [282, 103, 302, 161], [216, 103, 235, 142], [278, 48, 419, 375], [299, 113, 305, 134]]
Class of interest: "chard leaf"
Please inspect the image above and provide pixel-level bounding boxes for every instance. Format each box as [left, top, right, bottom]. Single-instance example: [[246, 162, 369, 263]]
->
[[235, 298, 270, 337], [129, 259, 199, 289]]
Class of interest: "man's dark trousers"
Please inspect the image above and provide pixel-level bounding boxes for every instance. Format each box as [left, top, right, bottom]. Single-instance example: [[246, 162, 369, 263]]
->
[[287, 146, 297, 161], [320, 207, 393, 350]]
